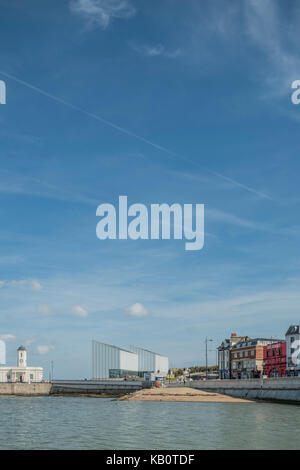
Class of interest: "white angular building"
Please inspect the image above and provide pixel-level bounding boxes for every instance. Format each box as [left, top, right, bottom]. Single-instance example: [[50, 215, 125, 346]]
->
[[0, 346, 43, 383], [92, 341, 169, 379], [129, 345, 169, 377]]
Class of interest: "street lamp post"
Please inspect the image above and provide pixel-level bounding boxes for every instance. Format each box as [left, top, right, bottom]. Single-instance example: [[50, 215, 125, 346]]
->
[[205, 337, 213, 380]]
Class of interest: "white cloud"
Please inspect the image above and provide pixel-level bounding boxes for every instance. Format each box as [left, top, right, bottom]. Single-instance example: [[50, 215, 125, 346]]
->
[[38, 304, 55, 316], [71, 305, 88, 317], [30, 280, 42, 291], [37, 345, 54, 355], [0, 334, 16, 342], [70, 0, 136, 29], [126, 302, 148, 317]]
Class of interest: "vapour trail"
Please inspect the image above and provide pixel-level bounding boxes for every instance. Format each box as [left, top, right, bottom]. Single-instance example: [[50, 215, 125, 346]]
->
[[0, 70, 272, 201]]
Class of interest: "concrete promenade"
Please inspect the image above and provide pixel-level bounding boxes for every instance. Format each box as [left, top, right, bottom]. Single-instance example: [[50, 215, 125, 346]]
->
[[190, 377, 300, 403]]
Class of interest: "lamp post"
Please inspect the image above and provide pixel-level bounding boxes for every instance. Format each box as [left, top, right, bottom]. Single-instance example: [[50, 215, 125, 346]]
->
[[205, 338, 213, 380]]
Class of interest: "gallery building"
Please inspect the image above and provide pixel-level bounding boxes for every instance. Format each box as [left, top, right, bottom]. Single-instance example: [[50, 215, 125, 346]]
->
[[92, 340, 169, 379]]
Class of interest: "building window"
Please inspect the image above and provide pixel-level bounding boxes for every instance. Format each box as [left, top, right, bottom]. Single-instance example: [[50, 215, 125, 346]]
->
[[245, 351, 248, 357], [251, 350, 255, 356], [30, 374, 34, 380]]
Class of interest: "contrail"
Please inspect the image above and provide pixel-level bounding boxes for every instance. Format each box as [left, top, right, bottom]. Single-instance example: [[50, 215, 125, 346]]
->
[[0, 70, 273, 201], [213, 172, 273, 201], [0, 70, 187, 161]]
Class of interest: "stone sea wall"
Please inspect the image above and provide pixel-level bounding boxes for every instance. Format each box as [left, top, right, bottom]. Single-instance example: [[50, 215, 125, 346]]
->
[[0, 383, 51, 396], [191, 377, 300, 403]]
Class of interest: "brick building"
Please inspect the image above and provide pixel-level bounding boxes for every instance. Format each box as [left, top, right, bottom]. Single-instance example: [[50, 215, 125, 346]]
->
[[231, 338, 282, 379], [263, 341, 286, 377], [218, 333, 249, 379]]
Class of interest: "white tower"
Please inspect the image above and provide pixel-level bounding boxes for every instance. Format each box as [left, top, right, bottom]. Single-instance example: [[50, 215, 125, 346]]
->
[[17, 345, 27, 367]]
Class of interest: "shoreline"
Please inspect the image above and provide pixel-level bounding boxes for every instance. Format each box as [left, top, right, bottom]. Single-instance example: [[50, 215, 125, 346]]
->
[[117, 387, 253, 403]]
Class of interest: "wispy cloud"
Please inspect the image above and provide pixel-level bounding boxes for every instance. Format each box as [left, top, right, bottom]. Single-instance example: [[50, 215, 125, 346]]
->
[[38, 304, 54, 316], [38, 304, 88, 318], [0, 279, 42, 291], [70, 0, 136, 29], [0, 334, 16, 342], [130, 42, 182, 59], [70, 305, 88, 318], [0, 169, 98, 206], [197, 0, 300, 98], [244, 0, 300, 97], [37, 344, 54, 355]]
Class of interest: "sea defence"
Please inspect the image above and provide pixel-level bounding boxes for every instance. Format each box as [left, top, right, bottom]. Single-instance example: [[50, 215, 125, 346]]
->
[[50, 380, 149, 396], [0, 380, 148, 396], [190, 377, 300, 403], [0, 383, 51, 396]]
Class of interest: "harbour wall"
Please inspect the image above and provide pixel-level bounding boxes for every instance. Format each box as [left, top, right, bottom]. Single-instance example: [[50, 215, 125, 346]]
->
[[0, 383, 51, 396], [191, 377, 300, 403], [0, 380, 148, 396], [50, 380, 149, 396]]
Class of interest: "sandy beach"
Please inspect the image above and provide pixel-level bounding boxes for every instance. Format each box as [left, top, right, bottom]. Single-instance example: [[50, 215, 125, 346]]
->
[[118, 387, 252, 403]]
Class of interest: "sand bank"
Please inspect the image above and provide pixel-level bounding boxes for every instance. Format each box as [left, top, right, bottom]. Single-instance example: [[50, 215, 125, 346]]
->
[[118, 387, 252, 403]]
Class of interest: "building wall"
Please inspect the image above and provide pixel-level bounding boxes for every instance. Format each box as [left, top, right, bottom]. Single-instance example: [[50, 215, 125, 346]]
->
[[92, 342, 169, 378], [130, 346, 168, 374], [92, 341, 140, 378], [263, 342, 286, 377], [119, 350, 138, 372], [155, 354, 169, 375], [92, 341, 121, 379], [130, 346, 155, 372], [0, 367, 43, 383]]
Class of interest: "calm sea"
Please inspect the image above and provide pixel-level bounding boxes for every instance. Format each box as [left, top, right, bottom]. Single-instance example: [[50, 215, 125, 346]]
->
[[0, 396, 299, 449]]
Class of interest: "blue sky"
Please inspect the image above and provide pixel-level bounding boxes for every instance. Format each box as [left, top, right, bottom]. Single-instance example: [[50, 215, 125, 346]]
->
[[1, 0, 300, 378]]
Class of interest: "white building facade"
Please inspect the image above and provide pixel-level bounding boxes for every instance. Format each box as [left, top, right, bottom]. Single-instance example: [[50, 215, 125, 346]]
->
[[0, 346, 43, 383], [92, 341, 169, 379], [130, 346, 169, 377]]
